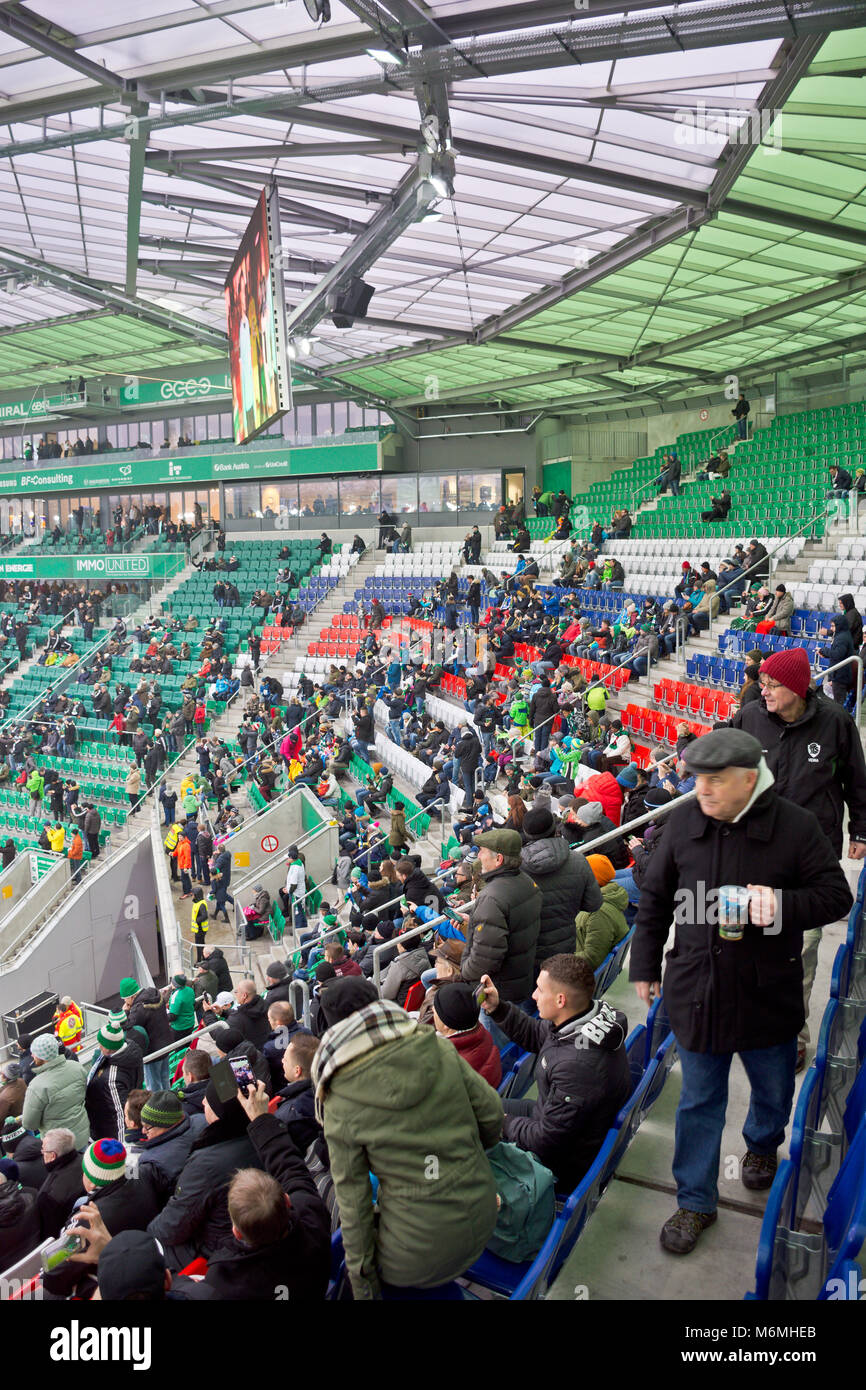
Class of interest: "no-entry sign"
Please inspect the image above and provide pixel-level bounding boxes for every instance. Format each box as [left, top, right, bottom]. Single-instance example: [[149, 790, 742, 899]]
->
[[261, 834, 279, 853], [699, 408, 709, 421]]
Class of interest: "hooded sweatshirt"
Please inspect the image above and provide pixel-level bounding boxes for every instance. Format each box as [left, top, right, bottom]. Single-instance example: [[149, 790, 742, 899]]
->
[[574, 880, 631, 970]]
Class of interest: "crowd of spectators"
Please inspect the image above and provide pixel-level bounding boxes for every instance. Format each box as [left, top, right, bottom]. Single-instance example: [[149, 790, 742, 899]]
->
[[1, 488, 864, 1299]]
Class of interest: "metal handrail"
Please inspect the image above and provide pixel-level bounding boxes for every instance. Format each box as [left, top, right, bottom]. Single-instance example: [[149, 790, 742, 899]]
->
[[372, 915, 444, 994], [577, 790, 698, 857], [630, 474, 658, 518], [0, 827, 136, 969], [349, 797, 444, 865], [674, 501, 837, 664], [0, 613, 114, 736], [289, 977, 311, 1029], [141, 1019, 225, 1064], [813, 652, 864, 728]]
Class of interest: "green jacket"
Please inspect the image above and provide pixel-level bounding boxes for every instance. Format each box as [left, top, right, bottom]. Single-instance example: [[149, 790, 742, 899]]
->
[[20, 1052, 89, 1150], [25, 770, 44, 799], [167, 985, 196, 1035], [323, 1027, 502, 1300], [575, 881, 630, 970]]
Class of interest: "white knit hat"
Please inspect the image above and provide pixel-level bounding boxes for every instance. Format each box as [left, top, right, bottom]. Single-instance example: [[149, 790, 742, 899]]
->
[[31, 1033, 59, 1061]]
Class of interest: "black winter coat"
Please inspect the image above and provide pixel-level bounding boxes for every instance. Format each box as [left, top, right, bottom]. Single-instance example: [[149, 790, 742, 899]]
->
[[491, 998, 631, 1192], [8, 1135, 46, 1189], [263, 980, 293, 1008], [85, 1040, 143, 1142], [520, 835, 603, 970], [124, 987, 173, 1053], [529, 687, 559, 728], [349, 881, 400, 930], [455, 728, 481, 773], [232, 993, 271, 1049], [273, 1079, 320, 1156], [568, 813, 629, 870], [399, 866, 445, 914], [461, 865, 542, 1002], [133, 1114, 205, 1185], [43, 1171, 167, 1297], [37, 1149, 84, 1238], [839, 596, 863, 649], [818, 626, 855, 686], [731, 689, 866, 854], [629, 788, 853, 1053], [206, 947, 233, 993], [180, 1078, 209, 1118], [148, 1116, 265, 1267], [199, 1113, 331, 1301], [0, 1183, 40, 1275]]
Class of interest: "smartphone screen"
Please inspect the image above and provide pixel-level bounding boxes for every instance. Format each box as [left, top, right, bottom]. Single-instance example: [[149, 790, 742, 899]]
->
[[229, 1056, 255, 1089]]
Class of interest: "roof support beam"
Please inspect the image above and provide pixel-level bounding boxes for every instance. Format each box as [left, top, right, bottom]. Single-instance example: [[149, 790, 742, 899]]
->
[[0, 0, 861, 156], [124, 115, 148, 296], [0, 247, 227, 352], [148, 140, 408, 163], [707, 34, 824, 209], [0, 8, 133, 95], [337, 0, 453, 50], [146, 167, 366, 235], [723, 200, 866, 247], [283, 156, 442, 340], [285, 106, 708, 208], [629, 266, 866, 369], [148, 155, 390, 207]]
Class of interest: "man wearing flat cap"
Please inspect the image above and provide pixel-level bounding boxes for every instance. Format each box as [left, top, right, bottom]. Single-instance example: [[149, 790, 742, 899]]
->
[[454, 829, 542, 1041], [630, 728, 852, 1256]]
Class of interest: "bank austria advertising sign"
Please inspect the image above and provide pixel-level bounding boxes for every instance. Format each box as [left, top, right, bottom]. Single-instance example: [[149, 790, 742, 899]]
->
[[0, 440, 380, 496]]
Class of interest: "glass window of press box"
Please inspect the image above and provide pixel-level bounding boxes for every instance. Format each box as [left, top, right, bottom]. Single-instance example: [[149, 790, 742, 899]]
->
[[340, 476, 381, 518]]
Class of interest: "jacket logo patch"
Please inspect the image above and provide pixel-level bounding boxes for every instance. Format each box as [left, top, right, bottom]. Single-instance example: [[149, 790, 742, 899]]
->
[[807, 742, 820, 760]]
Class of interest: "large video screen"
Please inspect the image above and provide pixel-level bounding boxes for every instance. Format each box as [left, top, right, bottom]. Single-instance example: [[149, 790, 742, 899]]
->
[[224, 186, 291, 444]]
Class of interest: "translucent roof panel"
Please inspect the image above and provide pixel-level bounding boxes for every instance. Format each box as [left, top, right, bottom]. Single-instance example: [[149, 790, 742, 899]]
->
[[0, 3, 861, 406]]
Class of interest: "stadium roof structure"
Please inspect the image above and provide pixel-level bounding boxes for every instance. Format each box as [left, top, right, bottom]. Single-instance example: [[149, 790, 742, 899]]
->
[[0, 1, 864, 415]]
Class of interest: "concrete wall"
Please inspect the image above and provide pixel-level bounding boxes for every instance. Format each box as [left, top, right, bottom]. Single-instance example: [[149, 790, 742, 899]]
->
[[0, 855, 36, 927], [0, 858, 69, 962], [221, 786, 335, 886], [231, 819, 338, 929], [645, 404, 732, 455], [0, 834, 160, 1040], [398, 418, 534, 476]]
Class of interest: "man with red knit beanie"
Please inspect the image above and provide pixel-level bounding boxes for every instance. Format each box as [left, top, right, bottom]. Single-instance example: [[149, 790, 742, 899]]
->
[[732, 643, 866, 1069]]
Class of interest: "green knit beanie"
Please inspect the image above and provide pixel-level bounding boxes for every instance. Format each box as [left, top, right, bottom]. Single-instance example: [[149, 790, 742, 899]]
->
[[96, 1011, 126, 1051], [140, 1090, 184, 1129], [119, 977, 139, 1000]]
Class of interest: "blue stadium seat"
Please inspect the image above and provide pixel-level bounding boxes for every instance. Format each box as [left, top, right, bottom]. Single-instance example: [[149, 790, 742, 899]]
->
[[748, 1111, 866, 1302]]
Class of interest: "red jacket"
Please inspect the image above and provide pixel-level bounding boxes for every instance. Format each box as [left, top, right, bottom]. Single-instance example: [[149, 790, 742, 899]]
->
[[449, 1024, 502, 1089], [575, 770, 623, 826]]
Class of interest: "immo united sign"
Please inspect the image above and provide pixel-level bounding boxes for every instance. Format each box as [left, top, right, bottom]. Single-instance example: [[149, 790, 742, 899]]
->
[[0, 553, 182, 580]]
